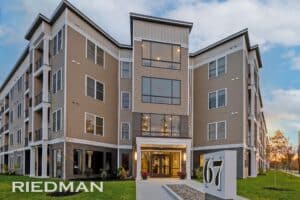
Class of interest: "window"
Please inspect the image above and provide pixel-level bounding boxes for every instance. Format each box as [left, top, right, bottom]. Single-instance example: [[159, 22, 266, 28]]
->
[[53, 28, 64, 56], [87, 40, 95, 61], [85, 113, 104, 136], [17, 129, 22, 144], [53, 36, 57, 55], [10, 111, 13, 123], [208, 121, 226, 140], [96, 46, 104, 66], [17, 77, 22, 92], [10, 134, 13, 145], [86, 76, 104, 101], [121, 122, 130, 139], [52, 109, 62, 132], [57, 30, 62, 51], [122, 92, 130, 109], [73, 149, 82, 175], [208, 89, 227, 109], [141, 113, 181, 136], [142, 41, 181, 69], [52, 69, 62, 94], [208, 56, 226, 79], [121, 61, 132, 78], [142, 77, 180, 105], [17, 103, 22, 118]]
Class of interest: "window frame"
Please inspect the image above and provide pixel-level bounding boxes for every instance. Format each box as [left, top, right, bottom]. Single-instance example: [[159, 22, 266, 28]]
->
[[207, 120, 227, 141], [53, 69, 62, 94], [85, 38, 106, 67], [121, 91, 130, 110], [85, 75, 105, 102], [17, 129, 22, 144], [141, 40, 181, 70], [208, 56, 227, 79], [208, 88, 227, 109], [121, 122, 130, 140], [84, 112, 104, 136], [52, 108, 62, 132], [121, 61, 132, 79], [141, 76, 181, 105]]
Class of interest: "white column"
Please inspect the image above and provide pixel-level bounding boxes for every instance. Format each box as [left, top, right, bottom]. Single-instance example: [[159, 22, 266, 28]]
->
[[86, 151, 93, 168], [250, 150, 257, 177], [42, 106, 48, 140], [41, 143, 48, 177], [30, 147, 36, 176], [136, 144, 141, 180], [43, 38, 49, 66], [186, 143, 191, 180]]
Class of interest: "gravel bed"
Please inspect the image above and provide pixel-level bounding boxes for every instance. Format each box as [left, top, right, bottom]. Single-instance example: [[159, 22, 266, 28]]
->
[[167, 184, 205, 200]]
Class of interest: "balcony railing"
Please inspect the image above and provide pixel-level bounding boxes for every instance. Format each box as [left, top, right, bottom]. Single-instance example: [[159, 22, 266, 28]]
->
[[35, 57, 43, 71], [4, 124, 9, 131], [135, 130, 189, 138], [25, 137, 29, 147], [35, 129, 42, 141], [35, 92, 43, 106], [4, 103, 9, 110], [25, 109, 29, 118], [25, 80, 29, 90], [0, 127, 3, 134], [29, 132, 32, 142], [3, 145, 8, 152]]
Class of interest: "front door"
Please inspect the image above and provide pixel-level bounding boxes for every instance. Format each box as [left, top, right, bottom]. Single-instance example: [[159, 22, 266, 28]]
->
[[151, 154, 171, 177]]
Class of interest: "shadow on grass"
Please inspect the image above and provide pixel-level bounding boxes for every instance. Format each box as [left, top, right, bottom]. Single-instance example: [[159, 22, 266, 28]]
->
[[47, 190, 82, 197], [263, 187, 294, 192]]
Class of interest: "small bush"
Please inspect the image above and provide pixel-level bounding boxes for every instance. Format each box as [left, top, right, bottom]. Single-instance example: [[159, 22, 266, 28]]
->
[[258, 168, 266, 175], [195, 167, 203, 180], [100, 170, 108, 180], [117, 167, 128, 179]]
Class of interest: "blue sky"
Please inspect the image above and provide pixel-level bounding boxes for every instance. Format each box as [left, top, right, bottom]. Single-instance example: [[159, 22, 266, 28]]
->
[[1, 0, 300, 146]]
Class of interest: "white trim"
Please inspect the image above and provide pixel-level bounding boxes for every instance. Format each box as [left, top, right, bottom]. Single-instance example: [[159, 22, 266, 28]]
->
[[85, 74, 105, 102], [65, 137, 117, 149], [208, 88, 227, 110], [120, 121, 131, 140], [121, 91, 131, 110], [193, 143, 244, 151], [207, 120, 227, 141], [0, 146, 30, 156], [64, 12, 68, 180], [118, 145, 132, 149], [84, 112, 105, 137]]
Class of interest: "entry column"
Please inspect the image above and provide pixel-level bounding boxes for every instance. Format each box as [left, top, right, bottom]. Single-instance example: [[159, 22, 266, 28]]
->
[[136, 144, 141, 180]]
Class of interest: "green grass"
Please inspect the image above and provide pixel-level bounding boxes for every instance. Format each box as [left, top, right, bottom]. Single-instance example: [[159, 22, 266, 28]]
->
[[238, 171, 300, 200], [0, 175, 135, 200]]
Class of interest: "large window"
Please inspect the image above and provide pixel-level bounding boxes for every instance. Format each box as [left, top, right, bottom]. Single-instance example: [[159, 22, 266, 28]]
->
[[141, 113, 181, 137], [142, 77, 180, 105], [53, 28, 64, 56], [122, 92, 130, 109], [209, 89, 226, 109], [209, 56, 226, 79], [86, 76, 104, 101], [208, 121, 226, 140], [86, 39, 105, 66], [142, 41, 181, 70], [85, 113, 104, 136]]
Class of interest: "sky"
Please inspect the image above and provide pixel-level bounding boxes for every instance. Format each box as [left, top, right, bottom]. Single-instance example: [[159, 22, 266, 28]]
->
[[0, 0, 300, 146]]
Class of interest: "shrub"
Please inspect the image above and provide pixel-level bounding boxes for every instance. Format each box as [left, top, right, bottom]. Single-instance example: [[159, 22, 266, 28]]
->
[[195, 167, 203, 180], [100, 170, 108, 180], [141, 171, 148, 180], [258, 168, 266, 175], [117, 167, 128, 179], [3, 164, 8, 174]]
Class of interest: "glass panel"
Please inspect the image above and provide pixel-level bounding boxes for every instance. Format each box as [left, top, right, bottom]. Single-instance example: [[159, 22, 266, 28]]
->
[[217, 57, 226, 76], [57, 110, 61, 131], [57, 30, 62, 51], [122, 123, 129, 139], [151, 42, 172, 62], [217, 121, 226, 139], [57, 70, 61, 91], [141, 152, 150, 173], [142, 41, 150, 59], [173, 45, 181, 63], [53, 36, 57, 55], [122, 92, 130, 109], [87, 40, 95, 61], [96, 82, 103, 101], [208, 123, 216, 140], [96, 46, 104, 66], [209, 92, 216, 109], [151, 114, 164, 133], [121, 62, 131, 78], [209, 61, 216, 78], [87, 77, 95, 98], [172, 80, 180, 98], [142, 114, 150, 134], [53, 73, 57, 93], [162, 115, 171, 135], [171, 115, 180, 136], [151, 96, 171, 104], [86, 113, 95, 134], [96, 117, 103, 135], [142, 59, 151, 67], [151, 78, 172, 97], [52, 112, 56, 131], [142, 77, 150, 95], [218, 89, 226, 107]]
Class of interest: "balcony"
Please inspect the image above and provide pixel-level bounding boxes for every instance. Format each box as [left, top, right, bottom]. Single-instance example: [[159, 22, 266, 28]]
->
[[0, 127, 3, 134], [4, 103, 9, 111], [25, 80, 29, 90], [35, 129, 42, 141], [29, 132, 32, 142], [3, 145, 8, 152], [35, 57, 43, 72], [35, 92, 43, 106], [25, 109, 29, 118], [4, 124, 9, 131], [25, 137, 29, 147], [136, 130, 189, 138]]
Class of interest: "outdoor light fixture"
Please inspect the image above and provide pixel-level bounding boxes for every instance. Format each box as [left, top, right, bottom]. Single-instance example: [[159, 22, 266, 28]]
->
[[183, 153, 186, 161], [134, 151, 137, 160]]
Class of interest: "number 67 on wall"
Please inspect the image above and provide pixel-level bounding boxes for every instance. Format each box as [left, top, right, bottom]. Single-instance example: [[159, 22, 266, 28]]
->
[[203, 157, 223, 191]]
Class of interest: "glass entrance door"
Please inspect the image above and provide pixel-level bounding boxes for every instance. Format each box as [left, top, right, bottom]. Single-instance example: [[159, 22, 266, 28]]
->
[[151, 154, 171, 177]]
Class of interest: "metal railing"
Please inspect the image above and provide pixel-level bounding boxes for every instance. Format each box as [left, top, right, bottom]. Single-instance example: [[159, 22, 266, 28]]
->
[[4, 124, 9, 131], [25, 109, 29, 118], [25, 137, 29, 147], [3, 145, 8, 152], [25, 80, 29, 90], [4, 103, 9, 110], [135, 130, 189, 138], [35, 129, 42, 141], [28, 132, 32, 142]]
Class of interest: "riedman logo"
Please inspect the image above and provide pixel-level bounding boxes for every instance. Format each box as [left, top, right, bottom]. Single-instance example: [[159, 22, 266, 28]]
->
[[12, 181, 104, 193]]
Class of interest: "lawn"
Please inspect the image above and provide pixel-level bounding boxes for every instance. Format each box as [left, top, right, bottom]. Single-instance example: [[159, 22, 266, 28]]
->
[[238, 170, 300, 200], [0, 175, 135, 200]]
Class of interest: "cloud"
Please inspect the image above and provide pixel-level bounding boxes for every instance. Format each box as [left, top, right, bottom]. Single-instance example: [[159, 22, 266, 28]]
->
[[282, 50, 300, 70], [264, 89, 300, 143]]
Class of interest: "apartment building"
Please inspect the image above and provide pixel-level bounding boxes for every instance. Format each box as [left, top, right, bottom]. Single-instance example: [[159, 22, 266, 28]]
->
[[0, 0, 267, 179]]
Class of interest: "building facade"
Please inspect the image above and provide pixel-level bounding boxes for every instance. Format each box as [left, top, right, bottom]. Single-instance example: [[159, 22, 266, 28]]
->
[[0, 0, 267, 179]]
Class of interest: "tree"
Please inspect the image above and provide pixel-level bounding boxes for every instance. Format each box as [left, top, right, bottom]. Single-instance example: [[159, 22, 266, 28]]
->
[[268, 130, 293, 169]]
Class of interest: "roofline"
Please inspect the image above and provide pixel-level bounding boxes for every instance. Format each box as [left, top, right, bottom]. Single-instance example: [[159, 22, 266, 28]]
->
[[0, 46, 29, 93], [189, 28, 262, 68], [25, 0, 132, 49]]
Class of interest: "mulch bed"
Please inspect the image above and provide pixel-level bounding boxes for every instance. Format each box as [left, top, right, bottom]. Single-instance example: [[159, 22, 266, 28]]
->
[[167, 184, 205, 200]]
